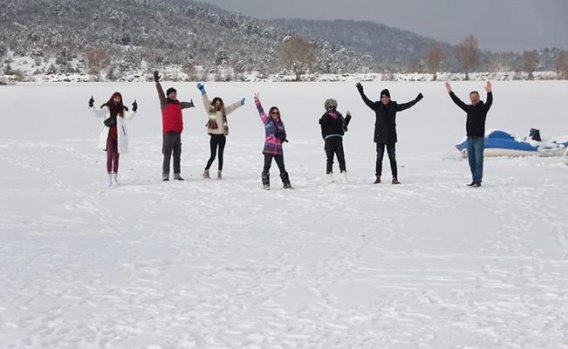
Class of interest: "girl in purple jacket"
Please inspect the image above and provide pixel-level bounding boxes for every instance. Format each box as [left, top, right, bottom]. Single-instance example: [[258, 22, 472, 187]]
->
[[254, 93, 292, 190]]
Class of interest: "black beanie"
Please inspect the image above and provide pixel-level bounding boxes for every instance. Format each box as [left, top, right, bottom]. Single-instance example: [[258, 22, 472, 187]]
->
[[380, 89, 390, 98], [166, 87, 177, 96]]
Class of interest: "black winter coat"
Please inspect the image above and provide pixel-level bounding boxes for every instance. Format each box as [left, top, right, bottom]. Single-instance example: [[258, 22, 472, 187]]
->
[[359, 92, 418, 144], [449, 92, 493, 137], [319, 111, 351, 140]]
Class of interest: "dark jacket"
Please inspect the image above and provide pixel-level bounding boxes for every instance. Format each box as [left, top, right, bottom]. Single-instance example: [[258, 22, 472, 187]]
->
[[319, 111, 351, 140], [449, 92, 493, 137], [358, 92, 417, 144]]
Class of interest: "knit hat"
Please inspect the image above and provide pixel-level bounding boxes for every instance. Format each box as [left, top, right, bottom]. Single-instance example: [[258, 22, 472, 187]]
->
[[324, 98, 338, 110], [380, 89, 390, 98], [166, 87, 177, 96]]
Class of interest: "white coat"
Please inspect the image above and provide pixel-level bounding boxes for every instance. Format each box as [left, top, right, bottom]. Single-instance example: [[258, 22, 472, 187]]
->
[[91, 106, 136, 154]]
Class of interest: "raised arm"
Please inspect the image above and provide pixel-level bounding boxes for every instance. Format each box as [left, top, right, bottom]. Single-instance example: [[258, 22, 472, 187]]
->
[[154, 71, 167, 110], [445, 82, 468, 112], [197, 83, 211, 111], [225, 98, 245, 115], [356, 83, 377, 111], [253, 93, 268, 124], [180, 100, 195, 110], [123, 100, 137, 120], [88, 96, 106, 118], [90, 105, 107, 118], [484, 81, 493, 111], [396, 93, 423, 112]]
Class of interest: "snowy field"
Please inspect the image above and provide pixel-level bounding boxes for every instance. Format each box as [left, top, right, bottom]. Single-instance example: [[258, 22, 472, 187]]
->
[[1, 81, 567, 348]]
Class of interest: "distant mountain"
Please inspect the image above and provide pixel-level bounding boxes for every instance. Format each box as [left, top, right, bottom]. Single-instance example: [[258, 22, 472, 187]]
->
[[0, 0, 563, 81], [271, 18, 458, 70]]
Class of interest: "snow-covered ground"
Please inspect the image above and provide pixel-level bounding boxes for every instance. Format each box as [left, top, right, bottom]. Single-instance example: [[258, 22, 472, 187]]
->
[[1, 81, 567, 348]]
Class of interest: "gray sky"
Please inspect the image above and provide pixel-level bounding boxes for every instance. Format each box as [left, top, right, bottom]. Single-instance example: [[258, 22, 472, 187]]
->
[[197, 0, 568, 52]]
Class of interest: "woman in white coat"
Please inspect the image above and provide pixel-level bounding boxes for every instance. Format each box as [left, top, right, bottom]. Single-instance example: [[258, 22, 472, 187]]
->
[[89, 92, 137, 186]]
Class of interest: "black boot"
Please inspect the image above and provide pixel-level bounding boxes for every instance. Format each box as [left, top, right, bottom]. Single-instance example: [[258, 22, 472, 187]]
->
[[262, 172, 270, 190], [281, 172, 292, 189]]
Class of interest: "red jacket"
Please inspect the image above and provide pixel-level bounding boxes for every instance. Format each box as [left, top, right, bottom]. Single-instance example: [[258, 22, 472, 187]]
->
[[162, 102, 183, 133]]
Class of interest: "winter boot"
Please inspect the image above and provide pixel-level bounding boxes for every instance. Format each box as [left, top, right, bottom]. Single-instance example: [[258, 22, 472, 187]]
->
[[217, 171, 222, 180], [112, 172, 119, 186], [262, 172, 270, 190], [340, 171, 348, 183], [281, 172, 292, 189], [174, 174, 185, 181], [392, 177, 401, 185], [373, 175, 381, 184], [107, 173, 113, 187], [327, 172, 334, 183], [163, 173, 169, 182], [203, 169, 210, 179]]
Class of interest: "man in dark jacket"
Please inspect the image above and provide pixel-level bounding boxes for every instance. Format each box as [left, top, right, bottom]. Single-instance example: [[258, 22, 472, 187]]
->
[[446, 81, 493, 188], [154, 70, 194, 181], [356, 83, 423, 184], [319, 98, 352, 182]]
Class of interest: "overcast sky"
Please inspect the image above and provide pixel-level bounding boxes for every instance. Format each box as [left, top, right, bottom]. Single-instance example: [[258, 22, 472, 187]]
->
[[197, 0, 568, 52]]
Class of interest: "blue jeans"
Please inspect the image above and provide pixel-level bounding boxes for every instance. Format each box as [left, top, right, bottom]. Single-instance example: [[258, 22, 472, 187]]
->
[[467, 137, 484, 183], [376, 143, 397, 178]]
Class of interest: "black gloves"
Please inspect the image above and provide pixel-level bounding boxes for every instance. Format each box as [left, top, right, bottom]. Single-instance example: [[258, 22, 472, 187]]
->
[[132, 100, 138, 112], [88, 96, 94, 108], [188, 99, 195, 108], [416, 93, 423, 102], [356, 83, 364, 93], [153, 70, 160, 82]]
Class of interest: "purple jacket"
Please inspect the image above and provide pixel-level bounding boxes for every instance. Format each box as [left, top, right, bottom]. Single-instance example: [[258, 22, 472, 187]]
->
[[255, 99, 286, 156]]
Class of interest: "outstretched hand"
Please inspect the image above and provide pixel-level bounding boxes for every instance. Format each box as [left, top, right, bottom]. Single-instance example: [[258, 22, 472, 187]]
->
[[153, 70, 160, 82], [415, 93, 423, 102], [240, 97, 246, 106], [356, 82, 364, 93], [132, 100, 138, 112], [445, 82, 452, 93], [485, 81, 492, 93], [88, 96, 94, 108], [188, 99, 195, 108], [197, 83, 205, 94]]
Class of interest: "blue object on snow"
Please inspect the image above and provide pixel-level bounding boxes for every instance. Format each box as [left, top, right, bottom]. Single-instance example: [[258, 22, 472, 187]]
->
[[455, 129, 568, 157]]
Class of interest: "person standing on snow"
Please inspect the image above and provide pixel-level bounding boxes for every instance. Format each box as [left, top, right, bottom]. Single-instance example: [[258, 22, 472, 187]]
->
[[89, 92, 137, 187], [154, 70, 195, 181], [355, 83, 423, 185], [319, 98, 352, 182], [445, 81, 493, 188], [196, 83, 245, 180], [253, 93, 292, 190]]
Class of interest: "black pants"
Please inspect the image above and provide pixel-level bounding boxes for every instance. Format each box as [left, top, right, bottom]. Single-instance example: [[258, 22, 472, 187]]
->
[[263, 154, 287, 175], [376, 143, 397, 178], [163, 132, 182, 176], [324, 137, 346, 174], [205, 134, 226, 171]]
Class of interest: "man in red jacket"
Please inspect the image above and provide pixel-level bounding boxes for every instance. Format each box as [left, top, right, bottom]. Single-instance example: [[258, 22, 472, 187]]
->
[[154, 71, 194, 181]]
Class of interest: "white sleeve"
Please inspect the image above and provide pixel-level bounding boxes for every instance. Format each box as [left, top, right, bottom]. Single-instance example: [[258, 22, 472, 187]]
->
[[91, 106, 108, 118]]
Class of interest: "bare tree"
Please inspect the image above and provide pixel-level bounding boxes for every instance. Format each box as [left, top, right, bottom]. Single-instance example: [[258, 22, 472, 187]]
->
[[455, 35, 479, 80], [425, 42, 443, 80], [521, 50, 538, 79], [557, 51, 568, 79], [279, 36, 315, 81], [85, 48, 110, 81]]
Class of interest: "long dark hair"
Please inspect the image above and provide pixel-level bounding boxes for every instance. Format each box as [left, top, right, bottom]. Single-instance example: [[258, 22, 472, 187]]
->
[[103, 92, 125, 117], [210, 97, 225, 111], [268, 107, 281, 122]]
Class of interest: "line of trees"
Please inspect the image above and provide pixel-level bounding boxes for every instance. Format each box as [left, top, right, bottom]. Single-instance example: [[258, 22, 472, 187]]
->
[[276, 34, 568, 81]]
